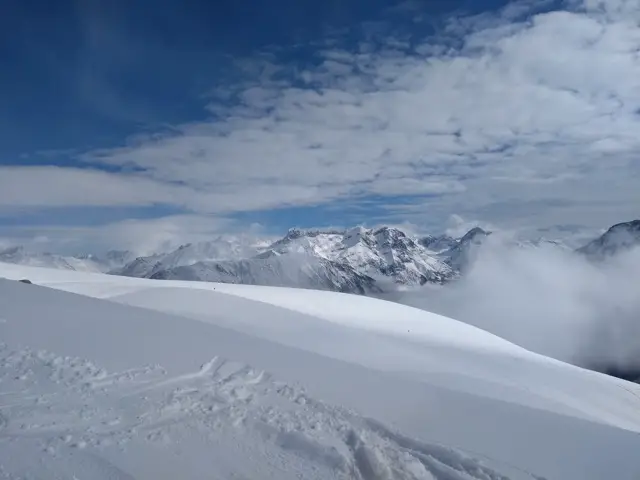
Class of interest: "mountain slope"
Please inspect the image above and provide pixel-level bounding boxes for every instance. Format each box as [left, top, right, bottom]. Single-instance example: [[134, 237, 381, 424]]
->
[[577, 220, 640, 260], [340, 226, 452, 284], [151, 251, 381, 294], [2, 263, 640, 479]]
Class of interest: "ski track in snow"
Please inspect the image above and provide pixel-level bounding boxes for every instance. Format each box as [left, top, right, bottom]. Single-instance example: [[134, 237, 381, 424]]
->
[[0, 343, 540, 480]]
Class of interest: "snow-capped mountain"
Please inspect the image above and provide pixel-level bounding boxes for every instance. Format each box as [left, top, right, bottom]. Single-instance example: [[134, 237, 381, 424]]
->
[[440, 227, 492, 272], [576, 220, 640, 260], [269, 226, 453, 285], [0, 246, 105, 272], [112, 236, 272, 278], [150, 251, 381, 294], [10, 221, 634, 295], [0, 246, 137, 273], [74, 250, 138, 272], [418, 233, 457, 253], [125, 226, 454, 293]]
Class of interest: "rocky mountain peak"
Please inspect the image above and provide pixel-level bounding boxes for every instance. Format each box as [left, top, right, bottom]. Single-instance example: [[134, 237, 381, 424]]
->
[[577, 220, 640, 260], [459, 227, 491, 244]]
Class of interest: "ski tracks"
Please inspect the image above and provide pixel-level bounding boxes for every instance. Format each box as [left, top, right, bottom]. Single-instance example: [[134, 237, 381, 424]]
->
[[0, 343, 540, 480]]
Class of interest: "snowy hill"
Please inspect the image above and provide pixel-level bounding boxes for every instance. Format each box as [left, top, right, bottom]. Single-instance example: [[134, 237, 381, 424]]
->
[[2, 263, 640, 479], [577, 220, 640, 260]]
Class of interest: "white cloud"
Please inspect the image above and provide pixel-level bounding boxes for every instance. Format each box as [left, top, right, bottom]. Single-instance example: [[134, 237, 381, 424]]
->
[[11, 0, 640, 233], [0, 166, 338, 213], [399, 241, 640, 372], [0, 167, 178, 208]]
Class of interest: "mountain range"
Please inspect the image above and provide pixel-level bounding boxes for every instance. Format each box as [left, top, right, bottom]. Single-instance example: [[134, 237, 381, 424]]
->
[[1, 220, 639, 294], [0, 246, 137, 273]]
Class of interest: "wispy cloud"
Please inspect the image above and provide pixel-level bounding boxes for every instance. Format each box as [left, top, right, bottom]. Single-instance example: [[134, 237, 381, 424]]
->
[[7, 0, 640, 245], [73, 0, 639, 228]]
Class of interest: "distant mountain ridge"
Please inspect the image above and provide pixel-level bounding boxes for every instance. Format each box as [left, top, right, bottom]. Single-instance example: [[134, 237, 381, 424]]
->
[[418, 234, 457, 253], [126, 226, 454, 293], [0, 246, 135, 273], [2, 220, 638, 294], [150, 252, 381, 295], [113, 235, 272, 279], [576, 220, 640, 260], [441, 227, 492, 273]]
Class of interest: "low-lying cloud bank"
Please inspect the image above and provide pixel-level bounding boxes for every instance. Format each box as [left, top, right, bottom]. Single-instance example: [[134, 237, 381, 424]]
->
[[396, 240, 640, 373]]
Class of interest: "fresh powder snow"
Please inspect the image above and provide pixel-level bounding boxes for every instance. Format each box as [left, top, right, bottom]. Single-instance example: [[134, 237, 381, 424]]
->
[[2, 263, 640, 479]]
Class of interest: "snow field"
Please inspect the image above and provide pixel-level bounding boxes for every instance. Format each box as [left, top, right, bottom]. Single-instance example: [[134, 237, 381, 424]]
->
[[2, 264, 640, 479]]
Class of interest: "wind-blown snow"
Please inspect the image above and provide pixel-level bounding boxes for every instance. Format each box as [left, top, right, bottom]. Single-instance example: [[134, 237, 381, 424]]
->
[[2, 262, 640, 479]]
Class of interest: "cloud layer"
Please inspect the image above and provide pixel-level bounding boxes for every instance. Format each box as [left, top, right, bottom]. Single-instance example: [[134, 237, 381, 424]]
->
[[5, 0, 640, 247], [398, 239, 640, 372], [76, 0, 639, 226]]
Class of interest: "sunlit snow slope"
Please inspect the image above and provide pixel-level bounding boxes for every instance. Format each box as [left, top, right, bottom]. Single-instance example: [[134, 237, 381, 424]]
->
[[2, 263, 640, 480]]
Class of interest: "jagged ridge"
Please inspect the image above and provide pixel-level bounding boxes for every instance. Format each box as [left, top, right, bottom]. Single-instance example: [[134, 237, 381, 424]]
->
[[136, 226, 454, 293], [4, 220, 638, 295]]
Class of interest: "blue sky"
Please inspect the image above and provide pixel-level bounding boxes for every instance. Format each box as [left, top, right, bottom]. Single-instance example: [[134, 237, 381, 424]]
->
[[1, 0, 639, 253]]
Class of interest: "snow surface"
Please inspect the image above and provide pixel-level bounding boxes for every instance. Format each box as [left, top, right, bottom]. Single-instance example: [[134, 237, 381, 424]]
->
[[2, 262, 640, 479]]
